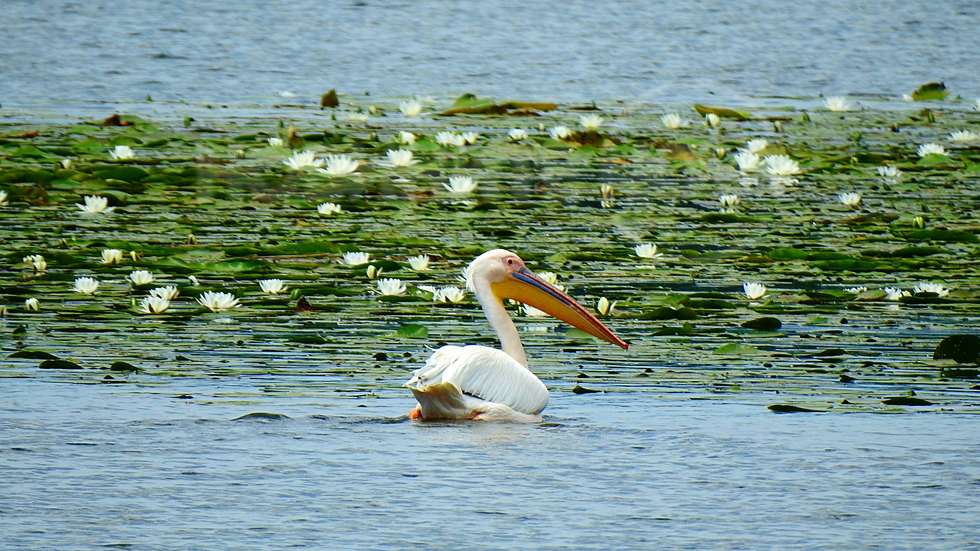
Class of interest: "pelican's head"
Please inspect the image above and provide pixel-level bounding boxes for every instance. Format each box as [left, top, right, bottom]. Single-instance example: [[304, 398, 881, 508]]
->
[[466, 249, 628, 349]]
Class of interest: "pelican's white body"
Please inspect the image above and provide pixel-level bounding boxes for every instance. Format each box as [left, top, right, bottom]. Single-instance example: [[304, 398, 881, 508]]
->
[[406, 345, 549, 422]]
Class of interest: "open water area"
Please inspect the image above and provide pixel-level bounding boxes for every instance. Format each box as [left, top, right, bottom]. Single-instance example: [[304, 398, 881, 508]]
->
[[3, 1, 980, 549]]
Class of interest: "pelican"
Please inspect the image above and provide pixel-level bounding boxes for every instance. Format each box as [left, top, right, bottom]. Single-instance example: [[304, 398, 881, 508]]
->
[[405, 249, 628, 422]]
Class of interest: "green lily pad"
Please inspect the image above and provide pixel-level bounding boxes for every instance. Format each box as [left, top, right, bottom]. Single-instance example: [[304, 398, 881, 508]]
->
[[8, 350, 59, 360], [38, 359, 84, 370], [693, 104, 752, 120], [881, 396, 934, 406], [396, 324, 429, 338], [741, 317, 782, 331], [713, 343, 762, 355], [909, 82, 948, 101], [933, 334, 980, 364]]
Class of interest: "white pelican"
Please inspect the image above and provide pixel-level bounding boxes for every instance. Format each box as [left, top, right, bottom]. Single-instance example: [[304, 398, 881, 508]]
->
[[405, 249, 628, 422]]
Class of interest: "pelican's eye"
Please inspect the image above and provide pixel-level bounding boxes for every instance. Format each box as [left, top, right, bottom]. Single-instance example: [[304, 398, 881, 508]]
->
[[503, 256, 523, 272]]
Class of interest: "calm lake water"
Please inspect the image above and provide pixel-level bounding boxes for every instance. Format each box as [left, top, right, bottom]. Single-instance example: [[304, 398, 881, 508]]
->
[[3, 0, 980, 111], [3, 377, 979, 550], [3, 1, 980, 549]]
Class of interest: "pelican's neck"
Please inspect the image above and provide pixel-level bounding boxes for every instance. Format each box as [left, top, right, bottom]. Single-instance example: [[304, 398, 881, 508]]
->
[[474, 281, 528, 368]]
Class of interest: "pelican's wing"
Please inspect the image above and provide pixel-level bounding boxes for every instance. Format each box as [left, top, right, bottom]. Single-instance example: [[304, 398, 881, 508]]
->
[[407, 345, 549, 415]]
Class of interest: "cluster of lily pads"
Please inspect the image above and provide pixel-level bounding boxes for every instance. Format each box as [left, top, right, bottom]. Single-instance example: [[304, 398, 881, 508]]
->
[[2, 86, 979, 411]]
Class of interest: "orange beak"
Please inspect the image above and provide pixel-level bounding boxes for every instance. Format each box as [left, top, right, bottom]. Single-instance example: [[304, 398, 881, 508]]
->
[[491, 267, 628, 349]]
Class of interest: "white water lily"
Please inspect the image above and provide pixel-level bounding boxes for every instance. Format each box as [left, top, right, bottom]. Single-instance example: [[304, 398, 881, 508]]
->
[[397, 131, 417, 145], [523, 304, 549, 317], [743, 282, 767, 300], [882, 287, 910, 301], [109, 145, 135, 160], [268, 137, 285, 147], [877, 166, 902, 180], [128, 270, 154, 285], [596, 296, 616, 316], [704, 113, 721, 128], [763, 155, 801, 176], [444, 176, 477, 194], [317, 202, 342, 215], [844, 286, 867, 294], [733, 151, 761, 172], [719, 194, 740, 210], [580, 114, 603, 129], [435, 131, 465, 147], [376, 278, 406, 296], [634, 243, 662, 259], [73, 277, 99, 295], [150, 286, 180, 301], [347, 112, 369, 122], [744, 139, 768, 153], [25, 297, 40, 311], [258, 279, 287, 295], [101, 249, 124, 264], [77, 195, 115, 214], [0, 190, 8, 206], [407, 254, 430, 271], [382, 149, 418, 167], [948, 130, 980, 142], [24, 254, 46, 272], [433, 286, 466, 304], [283, 151, 324, 170], [366, 265, 382, 279], [342, 251, 371, 266], [61, 159, 72, 169], [913, 282, 949, 297], [548, 125, 571, 140], [600, 184, 614, 200], [137, 295, 170, 314], [660, 113, 683, 129], [824, 96, 855, 112], [600, 183, 614, 208], [188, 275, 200, 287], [460, 131, 480, 145], [535, 271, 565, 291], [399, 99, 424, 117], [317, 154, 360, 175], [917, 143, 946, 157], [197, 291, 240, 311], [838, 192, 862, 208], [508, 128, 528, 141]]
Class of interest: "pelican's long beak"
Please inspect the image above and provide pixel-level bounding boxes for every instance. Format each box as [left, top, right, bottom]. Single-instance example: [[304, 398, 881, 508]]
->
[[492, 267, 629, 349]]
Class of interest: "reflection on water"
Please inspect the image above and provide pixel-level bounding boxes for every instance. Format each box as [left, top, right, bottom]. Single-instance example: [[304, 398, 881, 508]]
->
[[2, 0, 978, 111], [2, 378, 978, 550]]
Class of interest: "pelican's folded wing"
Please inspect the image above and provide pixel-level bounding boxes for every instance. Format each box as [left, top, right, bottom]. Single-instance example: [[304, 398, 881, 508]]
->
[[407, 345, 548, 415]]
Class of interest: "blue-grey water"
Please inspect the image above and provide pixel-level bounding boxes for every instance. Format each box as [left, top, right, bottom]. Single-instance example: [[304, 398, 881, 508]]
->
[[2, 0, 979, 111], [4, 377, 979, 550], [3, 1, 980, 549]]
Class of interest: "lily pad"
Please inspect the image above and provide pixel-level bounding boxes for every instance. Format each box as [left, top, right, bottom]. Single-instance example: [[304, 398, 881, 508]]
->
[[881, 396, 934, 406], [768, 404, 824, 413], [693, 104, 752, 120], [909, 82, 948, 101], [933, 335, 980, 364], [396, 324, 429, 339], [38, 359, 83, 370], [741, 317, 782, 331]]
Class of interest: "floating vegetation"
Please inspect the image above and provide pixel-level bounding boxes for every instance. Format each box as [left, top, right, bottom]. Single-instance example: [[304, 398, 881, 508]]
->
[[2, 91, 980, 413]]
